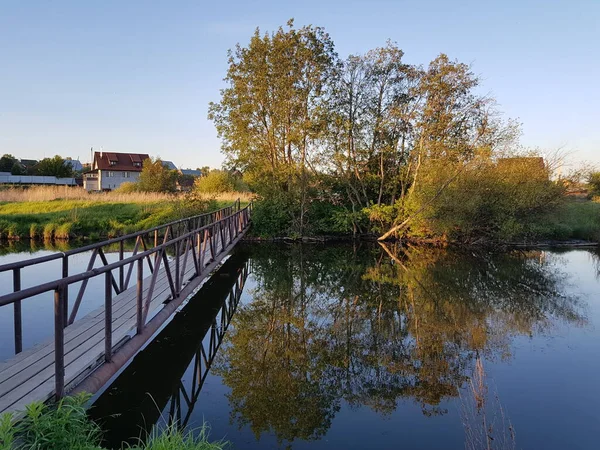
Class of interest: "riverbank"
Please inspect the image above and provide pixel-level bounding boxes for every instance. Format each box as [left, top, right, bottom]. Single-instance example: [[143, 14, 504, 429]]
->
[[0, 188, 250, 241], [245, 199, 600, 247]]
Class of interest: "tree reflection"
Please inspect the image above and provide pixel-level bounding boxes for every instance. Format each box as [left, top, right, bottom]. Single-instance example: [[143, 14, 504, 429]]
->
[[215, 243, 585, 445]]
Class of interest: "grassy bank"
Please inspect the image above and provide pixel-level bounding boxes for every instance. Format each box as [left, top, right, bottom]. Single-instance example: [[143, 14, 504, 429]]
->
[[0, 393, 228, 450], [0, 187, 252, 241], [533, 199, 600, 242]]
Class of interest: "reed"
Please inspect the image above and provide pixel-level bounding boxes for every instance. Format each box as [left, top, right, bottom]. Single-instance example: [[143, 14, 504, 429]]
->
[[0, 186, 253, 204]]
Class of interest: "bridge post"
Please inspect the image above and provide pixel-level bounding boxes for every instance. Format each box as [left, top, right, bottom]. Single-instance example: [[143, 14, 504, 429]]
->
[[105, 271, 112, 362], [54, 285, 66, 400], [62, 256, 68, 327], [13, 268, 22, 354], [119, 241, 124, 291], [136, 259, 143, 333]]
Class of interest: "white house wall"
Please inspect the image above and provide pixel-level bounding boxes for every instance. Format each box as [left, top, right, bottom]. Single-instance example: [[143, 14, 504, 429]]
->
[[100, 171, 141, 190]]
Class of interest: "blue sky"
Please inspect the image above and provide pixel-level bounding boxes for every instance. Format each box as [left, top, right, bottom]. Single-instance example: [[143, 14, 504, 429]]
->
[[0, 0, 598, 169]]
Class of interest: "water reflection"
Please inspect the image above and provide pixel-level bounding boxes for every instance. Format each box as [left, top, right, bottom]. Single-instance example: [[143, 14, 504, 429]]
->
[[87, 243, 590, 449], [90, 250, 250, 448], [213, 243, 585, 446]]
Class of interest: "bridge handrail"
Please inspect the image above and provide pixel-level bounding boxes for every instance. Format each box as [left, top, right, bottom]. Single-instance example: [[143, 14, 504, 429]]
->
[[0, 204, 251, 307], [0, 199, 241, 273], [0, 202, 252, 404]]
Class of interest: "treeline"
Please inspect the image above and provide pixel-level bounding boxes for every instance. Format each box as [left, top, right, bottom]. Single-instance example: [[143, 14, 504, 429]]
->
[[117, 157, 248, 194], [0, 154, 77, 178], [209, 20, 566, 243]]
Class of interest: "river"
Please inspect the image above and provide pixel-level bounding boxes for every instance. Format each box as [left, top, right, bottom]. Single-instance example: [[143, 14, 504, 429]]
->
[[1, 242, 599, 449]]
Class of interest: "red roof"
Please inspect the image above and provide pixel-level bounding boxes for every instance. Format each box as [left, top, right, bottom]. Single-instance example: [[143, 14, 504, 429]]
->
[[92, 152, 150, 172]]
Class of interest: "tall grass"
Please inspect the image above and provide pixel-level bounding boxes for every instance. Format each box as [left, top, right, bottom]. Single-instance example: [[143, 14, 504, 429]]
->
[[0, 187, 253, 241], [0, 186, 253, 204], [460, 358, 516, 450], [0, 394, 229, 450]]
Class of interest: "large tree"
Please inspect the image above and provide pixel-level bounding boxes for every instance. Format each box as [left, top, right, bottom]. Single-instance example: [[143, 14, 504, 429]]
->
[[137, 158, 177, 192], [209, 19, 337, 233], [0, 154, 18, 173], [35, 155, 74, 178]]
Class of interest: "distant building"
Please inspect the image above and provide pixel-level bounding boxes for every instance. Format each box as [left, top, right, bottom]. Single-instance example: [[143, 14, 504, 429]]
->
[[0, 175, 76, 186], [64, 158, 83, 172], [162, 160, 178, 171], [496, 157, 549, 180], [83, 151, 150, 191], [179, 169, 202, 177]]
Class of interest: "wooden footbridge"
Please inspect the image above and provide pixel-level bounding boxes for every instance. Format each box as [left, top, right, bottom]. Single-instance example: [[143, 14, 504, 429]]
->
[[0, 201, 251, 415]]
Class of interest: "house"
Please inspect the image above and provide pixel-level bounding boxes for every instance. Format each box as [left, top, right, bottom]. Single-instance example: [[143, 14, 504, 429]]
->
[[0, 174, 76, 186], [496, 157, 549, 181], [64, 158, 83, 172], [162, 160, 178, 171], [83, 151, 150, 191], [180, 169, 202, 177]]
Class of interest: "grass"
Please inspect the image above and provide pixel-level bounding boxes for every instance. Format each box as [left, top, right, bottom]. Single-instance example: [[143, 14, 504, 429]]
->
[[533, 198, 600, 242], [0, 187, 253, 241], [0, 186, 253, 204], [0, 393, 229, 450]]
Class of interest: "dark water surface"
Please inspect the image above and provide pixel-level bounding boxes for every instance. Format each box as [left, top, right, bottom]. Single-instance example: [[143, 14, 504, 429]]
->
[[2, 242, 600, 449], [87, 243, 600, 450]]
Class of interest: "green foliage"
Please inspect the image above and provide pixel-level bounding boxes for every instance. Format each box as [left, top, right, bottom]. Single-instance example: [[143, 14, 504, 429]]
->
[[127, 424, 229, 450], [0, 413, 16, 450], [0, 199, 227, 241], [193, 170, 245, 194], [10, 165, 25, 175], [587, 172, 600, 197], [14, 393, 102, 450], [0, 155, 18, 173], [0, 395, 228, 450], [35, 156, 74, 178], [250, 197, 295, 237], [113, 182, 139, 193], [412, 158, 565, 242], [137, 158, 178, 193]]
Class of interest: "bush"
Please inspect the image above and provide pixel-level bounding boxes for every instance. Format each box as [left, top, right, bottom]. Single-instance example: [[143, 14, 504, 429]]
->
[[194, 171, 246, 194], [251, 197, 294, 237], [0, 394, 229, 450], [113, 182, 139, 193], [414, 158, 565, 242]]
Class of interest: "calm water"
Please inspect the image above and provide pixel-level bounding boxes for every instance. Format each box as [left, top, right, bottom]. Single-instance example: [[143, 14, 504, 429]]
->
[[0, 241, 139, 361], [2, 242, 600, 449]]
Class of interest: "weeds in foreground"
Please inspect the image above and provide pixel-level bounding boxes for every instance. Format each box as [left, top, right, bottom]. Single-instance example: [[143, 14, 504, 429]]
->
[[0, 393, 102, 450], [460, 357, 516, 450], [0, 394, 229, 450], [126, 424, 229, 450]]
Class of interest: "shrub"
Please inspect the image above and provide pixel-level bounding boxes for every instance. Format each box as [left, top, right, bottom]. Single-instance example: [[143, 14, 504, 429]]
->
[[251, 197, 294, 237], [16, 393, 102, 450], [114, 182, 139, 194], [194, 171, 246, 194]]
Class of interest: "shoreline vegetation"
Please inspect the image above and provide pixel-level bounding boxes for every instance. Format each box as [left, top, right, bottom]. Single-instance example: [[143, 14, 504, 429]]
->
[[0, 393, 228, 450], [205, 20, 600, 248], [0, 187, 252, 242], [0, 185, 599, 248]]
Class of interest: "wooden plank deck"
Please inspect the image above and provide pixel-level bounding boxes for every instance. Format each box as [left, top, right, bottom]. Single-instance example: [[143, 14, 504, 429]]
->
[[0, 233, 227, 415]]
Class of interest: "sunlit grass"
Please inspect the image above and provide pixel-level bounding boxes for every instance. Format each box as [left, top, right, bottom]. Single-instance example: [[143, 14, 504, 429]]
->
[[0, 186, 254, 205], [0, 187, 253, 241]]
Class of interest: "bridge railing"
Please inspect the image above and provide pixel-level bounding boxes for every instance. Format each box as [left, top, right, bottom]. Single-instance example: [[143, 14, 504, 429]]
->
[[0, 200, 242, 355], [0, 203, 252, 400]]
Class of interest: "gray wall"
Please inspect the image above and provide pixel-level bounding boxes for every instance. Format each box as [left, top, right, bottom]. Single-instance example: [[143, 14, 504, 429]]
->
[[100, 171, 141, 190]]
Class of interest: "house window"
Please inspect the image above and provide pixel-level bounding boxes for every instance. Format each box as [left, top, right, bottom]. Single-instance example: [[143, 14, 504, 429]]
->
[[123, 171, 130, 178], [133, 162, 141, 168], [110, 161, 117, 166], [107, 171, 115, 177]]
